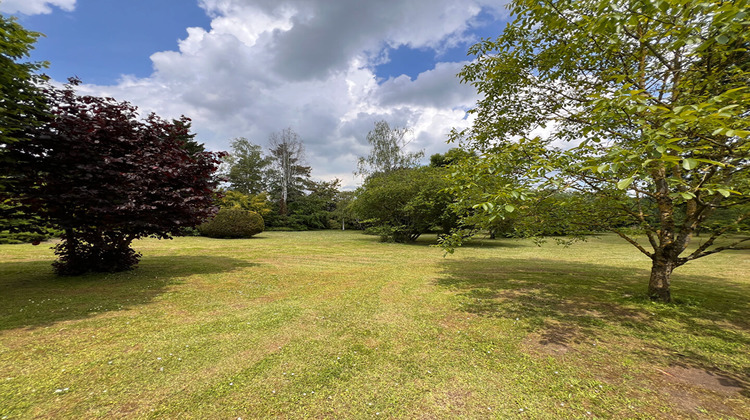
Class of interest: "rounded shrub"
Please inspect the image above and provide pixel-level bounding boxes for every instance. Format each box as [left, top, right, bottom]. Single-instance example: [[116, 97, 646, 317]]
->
[[198, 208, 264, 238]]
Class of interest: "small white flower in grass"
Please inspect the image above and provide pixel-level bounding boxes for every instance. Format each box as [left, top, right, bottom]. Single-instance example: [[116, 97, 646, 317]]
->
[[303, 393, 306, 396], [160, 367, 164, 372], [272, 390, 276, 394], [519, 408, 524, 412], [560, 403, 564, 407], [157, 357, 162, 360], [230, 383, 233, 386]]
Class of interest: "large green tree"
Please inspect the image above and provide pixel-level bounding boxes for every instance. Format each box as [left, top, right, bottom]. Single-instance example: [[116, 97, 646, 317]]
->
[[0, 14, 49, 234], [353, 167, 456, 242], [448, 0, 750, 301], [225, 137, 271, 195]]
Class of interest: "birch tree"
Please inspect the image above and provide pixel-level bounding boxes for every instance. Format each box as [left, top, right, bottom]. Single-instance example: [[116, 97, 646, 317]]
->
[[268, 128, 311, 215], [355, 120, 424, 179]]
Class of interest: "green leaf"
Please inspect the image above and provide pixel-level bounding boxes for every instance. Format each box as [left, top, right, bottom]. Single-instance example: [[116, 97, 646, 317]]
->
[[717, 189, 731, 198], [716, 34, 729, 44], [680, 192, 696, 200], [504, 204, 516, 213], [617, 177, 634, 190], [682, 158, 698, 170]]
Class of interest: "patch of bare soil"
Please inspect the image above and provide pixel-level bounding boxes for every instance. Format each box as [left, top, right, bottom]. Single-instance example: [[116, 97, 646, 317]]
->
[[655, 365, 749, 418], [522, 329, 575, 357], [663, 366, 745, 395]]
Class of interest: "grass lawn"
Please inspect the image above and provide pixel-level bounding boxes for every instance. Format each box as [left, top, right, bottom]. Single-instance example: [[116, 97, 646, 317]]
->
[[1, 231, 748, 419]]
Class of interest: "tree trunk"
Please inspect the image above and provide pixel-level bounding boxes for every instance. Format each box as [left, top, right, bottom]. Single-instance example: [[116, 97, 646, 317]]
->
[[648, 255, 676, 302]]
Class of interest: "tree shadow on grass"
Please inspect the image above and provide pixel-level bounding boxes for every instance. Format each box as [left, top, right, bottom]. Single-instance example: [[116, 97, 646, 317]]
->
[[0, 255, 258, 331], [437, 257, 750, 392]]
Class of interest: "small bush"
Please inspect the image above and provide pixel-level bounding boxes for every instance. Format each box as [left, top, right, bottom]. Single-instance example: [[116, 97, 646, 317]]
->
[[198, 209, 264, 238]]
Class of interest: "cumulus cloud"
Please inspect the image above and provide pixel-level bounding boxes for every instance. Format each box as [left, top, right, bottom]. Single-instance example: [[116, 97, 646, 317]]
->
[[72, 0, 509, 188], [376, 62, 477, 108], [0, 0, 75, 15]]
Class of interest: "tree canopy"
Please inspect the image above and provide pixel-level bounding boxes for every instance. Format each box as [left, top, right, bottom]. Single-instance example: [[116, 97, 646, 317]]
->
[[0, 15, 49, 234], [225, 137, 271, 195], [8, 80, 223, 274], [446, 0, 750, 301], [353, 167, 456, 242]]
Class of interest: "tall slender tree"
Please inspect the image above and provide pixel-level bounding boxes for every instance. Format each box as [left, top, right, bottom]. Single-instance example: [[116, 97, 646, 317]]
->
[[268, 128, 311, 215], [355, 120, 424, 179]]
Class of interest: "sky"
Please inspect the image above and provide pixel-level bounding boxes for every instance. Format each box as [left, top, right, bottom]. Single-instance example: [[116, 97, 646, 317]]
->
[[3, 0, 512, 189]]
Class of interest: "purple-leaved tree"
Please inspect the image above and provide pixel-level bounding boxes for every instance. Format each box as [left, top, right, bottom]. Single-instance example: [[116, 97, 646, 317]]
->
[[10, 79, 223, 274]]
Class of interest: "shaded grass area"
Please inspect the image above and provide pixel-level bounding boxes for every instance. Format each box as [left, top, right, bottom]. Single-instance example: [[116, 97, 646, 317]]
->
[[0, 256, 257, 331], [0, 232, 748, 419]]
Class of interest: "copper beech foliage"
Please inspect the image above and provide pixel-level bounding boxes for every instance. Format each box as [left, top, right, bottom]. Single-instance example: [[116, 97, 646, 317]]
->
[[11, 79, 223, 274]]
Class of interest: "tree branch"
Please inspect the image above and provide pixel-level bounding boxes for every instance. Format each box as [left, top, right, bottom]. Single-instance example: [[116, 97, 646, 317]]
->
[[612, 228, 653, 258]]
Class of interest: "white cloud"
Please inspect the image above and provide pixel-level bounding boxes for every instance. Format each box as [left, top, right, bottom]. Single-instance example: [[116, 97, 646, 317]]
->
[[72, 0, 508, 188], [376, 62, 477, 108], [0, 0, 75, 15]]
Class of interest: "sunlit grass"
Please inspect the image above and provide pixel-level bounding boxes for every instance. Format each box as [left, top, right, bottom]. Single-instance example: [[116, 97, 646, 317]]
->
[[1, 231, 748, 418]]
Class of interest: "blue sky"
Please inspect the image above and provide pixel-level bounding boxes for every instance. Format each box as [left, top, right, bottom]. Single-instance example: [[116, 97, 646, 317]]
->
[[4, 0, 511, 187]]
